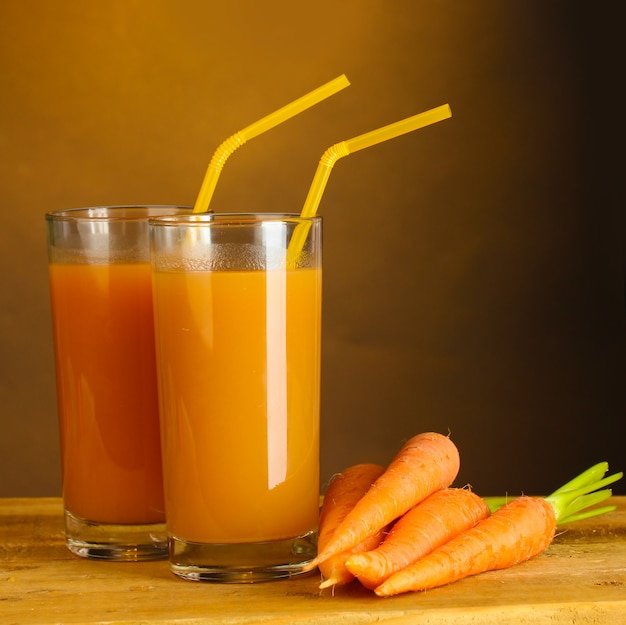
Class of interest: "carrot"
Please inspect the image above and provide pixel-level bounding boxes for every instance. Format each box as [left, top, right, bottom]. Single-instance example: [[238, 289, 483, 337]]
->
[[305, 432, 460, 572], [375, 495, 554, 596], [316, 463, 386, 589], [318, 529, 388, 590], [345, 487, 490, 589], [375, 463, 623, 597]]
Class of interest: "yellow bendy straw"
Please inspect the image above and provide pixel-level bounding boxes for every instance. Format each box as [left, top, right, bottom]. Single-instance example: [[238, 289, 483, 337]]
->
[[286, 103, 452, 266], [192, 74, 351, 213]]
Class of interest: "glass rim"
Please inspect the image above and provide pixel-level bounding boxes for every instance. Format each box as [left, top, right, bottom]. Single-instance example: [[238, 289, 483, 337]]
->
[[45, 205, 193, 222], [148, 212, 322, 228]]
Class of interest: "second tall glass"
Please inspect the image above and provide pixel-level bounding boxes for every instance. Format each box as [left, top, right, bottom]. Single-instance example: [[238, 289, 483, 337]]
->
[[46, 205, 192, 560], [150, 213, 322, 582]]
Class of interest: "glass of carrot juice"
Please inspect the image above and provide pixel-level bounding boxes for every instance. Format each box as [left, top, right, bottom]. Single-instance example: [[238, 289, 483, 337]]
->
[[46, 205, 192, 560], [149, 212, 322, 582]]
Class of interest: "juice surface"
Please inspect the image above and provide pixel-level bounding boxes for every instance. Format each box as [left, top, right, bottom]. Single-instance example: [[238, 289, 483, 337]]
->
[[48, 262, 165, 524], [152, 267, 321, 544]]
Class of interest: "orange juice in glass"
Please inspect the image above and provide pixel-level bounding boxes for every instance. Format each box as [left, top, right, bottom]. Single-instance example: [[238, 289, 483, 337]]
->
[[150, 213, 322, 582], [46, 206, 191, 560]]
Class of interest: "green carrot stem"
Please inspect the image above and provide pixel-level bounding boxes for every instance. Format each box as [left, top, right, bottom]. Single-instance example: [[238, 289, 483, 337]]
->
[[482, 496, 511, 514], [549, 462, 610, 495], [557, 504, 616, 525], [545, 471, 622, 524]]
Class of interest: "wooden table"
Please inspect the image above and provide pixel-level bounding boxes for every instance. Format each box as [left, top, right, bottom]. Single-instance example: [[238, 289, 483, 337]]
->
[[1, 497, 625, 624]]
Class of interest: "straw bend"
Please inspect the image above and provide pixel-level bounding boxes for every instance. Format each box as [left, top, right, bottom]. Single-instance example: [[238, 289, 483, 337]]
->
[[193, 133, 246, 212], [320, 141, 351, 167], [210, 133, 246, 171]]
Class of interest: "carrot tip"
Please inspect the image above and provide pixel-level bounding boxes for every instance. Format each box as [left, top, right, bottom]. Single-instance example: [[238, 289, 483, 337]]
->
[[319, 578, 337, 590], [300, 560, 319, 574]]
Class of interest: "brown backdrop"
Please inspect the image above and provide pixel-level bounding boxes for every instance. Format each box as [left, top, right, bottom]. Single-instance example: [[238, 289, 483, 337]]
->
[[1, 0, 624, 497]]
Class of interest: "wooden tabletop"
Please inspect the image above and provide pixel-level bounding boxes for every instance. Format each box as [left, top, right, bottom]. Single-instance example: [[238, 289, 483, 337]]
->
[[1, 497, 625, 624]]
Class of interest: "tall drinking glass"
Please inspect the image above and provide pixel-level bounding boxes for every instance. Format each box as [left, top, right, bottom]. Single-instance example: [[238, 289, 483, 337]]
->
[[149, 213, 322, 582], [46, 205, 192, 560]]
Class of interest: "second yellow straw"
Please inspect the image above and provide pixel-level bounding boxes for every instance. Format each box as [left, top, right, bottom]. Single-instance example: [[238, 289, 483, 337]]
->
[[287, 103, 452, 266]]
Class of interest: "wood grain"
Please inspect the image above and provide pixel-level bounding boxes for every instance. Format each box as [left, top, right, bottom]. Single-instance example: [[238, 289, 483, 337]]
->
[[1, 497, 625, 624]]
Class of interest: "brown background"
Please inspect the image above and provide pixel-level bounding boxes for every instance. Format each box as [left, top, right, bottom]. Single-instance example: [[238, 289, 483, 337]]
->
[[1, 1, 624, 498]]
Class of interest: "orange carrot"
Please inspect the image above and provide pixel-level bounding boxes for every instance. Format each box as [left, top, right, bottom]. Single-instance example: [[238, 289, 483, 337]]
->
[[318, 529, 388, 590], [345, 487, 490, 589], [316, 463, 386, 588], [374, 496, 556, 596], [305, 432, 460, 572], [375, 461, 623, 596]]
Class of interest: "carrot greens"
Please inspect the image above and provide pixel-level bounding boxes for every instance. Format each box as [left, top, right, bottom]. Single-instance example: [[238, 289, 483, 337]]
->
[[483, 462, 622, 525]]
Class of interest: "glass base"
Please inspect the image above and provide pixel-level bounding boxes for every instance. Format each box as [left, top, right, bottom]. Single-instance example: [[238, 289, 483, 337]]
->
[[169, 531, 318, 582], [64, 510, 168, 561]]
